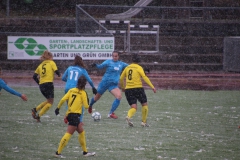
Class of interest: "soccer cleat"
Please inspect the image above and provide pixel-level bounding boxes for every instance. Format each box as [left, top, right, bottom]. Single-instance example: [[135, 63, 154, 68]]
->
[[141, 122, 150, 127], [31, 108, 37, 119], [55, 151, 66, 158], [36, 115, 41, 122], [108, 112, 118, 119], [83, 151, 96, 157], [125, 116, 134, 127]]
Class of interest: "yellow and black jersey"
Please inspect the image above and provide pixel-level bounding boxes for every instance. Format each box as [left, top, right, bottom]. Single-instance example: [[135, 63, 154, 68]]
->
[[120, 63, 154, 89], [35, 60, 58, 84], [57, 88, 89, 115]]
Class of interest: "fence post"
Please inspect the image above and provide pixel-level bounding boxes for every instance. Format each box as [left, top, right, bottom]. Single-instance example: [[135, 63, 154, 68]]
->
[[6, 0, 10, 16]]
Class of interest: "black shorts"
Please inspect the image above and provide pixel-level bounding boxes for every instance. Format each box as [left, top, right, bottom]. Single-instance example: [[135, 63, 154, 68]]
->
[[125, 88, 147, 106], [39, 82, 54, 99], [67, 113, 81, 127]]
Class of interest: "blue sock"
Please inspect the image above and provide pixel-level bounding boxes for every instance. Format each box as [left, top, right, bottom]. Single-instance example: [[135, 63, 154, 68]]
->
[[89, 97, 96, 107], [109, 99, 120, 114], [80, 107, 84, 122]]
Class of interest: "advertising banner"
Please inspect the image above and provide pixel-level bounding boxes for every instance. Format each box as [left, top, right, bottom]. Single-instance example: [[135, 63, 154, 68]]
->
[[7, 36, 114, 60]]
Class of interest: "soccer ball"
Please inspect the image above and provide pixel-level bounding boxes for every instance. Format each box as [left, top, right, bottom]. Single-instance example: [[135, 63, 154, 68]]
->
[[91, 112, 101, 122]]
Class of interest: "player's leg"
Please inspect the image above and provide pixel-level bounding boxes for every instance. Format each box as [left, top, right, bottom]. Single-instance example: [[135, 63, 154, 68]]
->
[[31, 101, 47, 119], [89, 81, 106, 108], [36, 83, 54, 122], [64, 88, 69, 111], [55, 113, 78, 157], [79, 107, 84, 125], [108, 87, 122, 119], [138, 88, 149, 127], [76, 121, 95, 156], [125, 89, 138, 127]]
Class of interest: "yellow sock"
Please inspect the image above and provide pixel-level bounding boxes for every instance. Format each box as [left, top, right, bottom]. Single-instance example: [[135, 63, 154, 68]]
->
[[127, 108, 136, 118], [39, 103, 52, 117], [78, 131, 87, 152], [36, 101, 47, 111], [142, 105, 148, 123], [57, 133, 72, 154]]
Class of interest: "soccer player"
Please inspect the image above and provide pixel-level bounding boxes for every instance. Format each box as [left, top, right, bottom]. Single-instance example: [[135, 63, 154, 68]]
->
[[0, 78, 27, 101], [119, 54, 156, 127], [31, 50, 61, 122], [88, 51, 128, 119], [54, 76, 95, 158], [61, 55, 97, 125]]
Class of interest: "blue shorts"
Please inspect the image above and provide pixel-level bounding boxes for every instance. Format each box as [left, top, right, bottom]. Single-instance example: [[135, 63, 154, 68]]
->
[[97, 81, 118, 95]]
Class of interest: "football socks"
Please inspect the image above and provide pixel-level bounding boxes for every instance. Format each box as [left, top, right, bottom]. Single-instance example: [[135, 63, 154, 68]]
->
[[109, 99, 120, 114], [57, 133, 72, 154], [89, 97, 96, 107], [127, 108, 136, 118], [142, 105, 148, 123], [39, 103, 52, 117], [78, 131, 87, 153], [36, 101, 47, 112]]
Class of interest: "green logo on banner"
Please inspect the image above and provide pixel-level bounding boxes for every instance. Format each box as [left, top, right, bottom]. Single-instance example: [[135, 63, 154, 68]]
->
[[14, 38, 47, 56]]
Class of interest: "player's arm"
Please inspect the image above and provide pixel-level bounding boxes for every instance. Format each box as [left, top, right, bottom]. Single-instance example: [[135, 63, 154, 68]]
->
[[96, 60, 109, 69], [33, 73, 39, 84], [55, 91, 70, 115], [119, 68, 126, 90], [51, 61, 61, 77], [61, 69, 68, 82], [57, 92, 70, 110], [139, 67, 156, 92], [83, 70, 95, 88], [55, 70, 61, 77], [83, 70, 97, 94], [82, 91, 89, 109], [33, 67, 40, 85], [0, 79, 27, 100]]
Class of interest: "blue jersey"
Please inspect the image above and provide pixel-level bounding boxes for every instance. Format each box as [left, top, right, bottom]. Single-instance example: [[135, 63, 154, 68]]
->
[[96, 59, 128, 84], [0, 78, 21, 97], [62, 66, 95, 92]]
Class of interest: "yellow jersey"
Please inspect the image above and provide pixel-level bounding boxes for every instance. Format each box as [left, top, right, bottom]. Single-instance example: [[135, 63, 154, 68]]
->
[[120, 63, 154, 89], [35, 60, 58, 84], [57, 88, 89, 115]]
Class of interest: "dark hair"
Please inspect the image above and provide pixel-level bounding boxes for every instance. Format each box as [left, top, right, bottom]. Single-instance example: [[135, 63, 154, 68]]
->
[[74, 55, 86, 68], [77, 76, 87, 90], [112, 51, 119, 55], [132, 54, 140, 63]]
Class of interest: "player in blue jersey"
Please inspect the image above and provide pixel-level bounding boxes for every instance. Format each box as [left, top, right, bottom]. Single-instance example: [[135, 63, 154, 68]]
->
[[62, 55, 97, 124], [0, 78, 27, 101], [88, 51, 128, 119]]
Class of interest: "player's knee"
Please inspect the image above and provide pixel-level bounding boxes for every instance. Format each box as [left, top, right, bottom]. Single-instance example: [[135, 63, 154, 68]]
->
[[116, 94, 122, 100]]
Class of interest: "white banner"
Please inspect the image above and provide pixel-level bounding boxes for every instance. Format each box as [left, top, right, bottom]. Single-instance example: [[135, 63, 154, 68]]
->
[[7, 36, 114, 60]]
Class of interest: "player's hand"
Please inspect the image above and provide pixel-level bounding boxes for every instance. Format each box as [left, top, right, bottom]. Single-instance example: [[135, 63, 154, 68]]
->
[[55, 108, 60, 115], [21, 94, 28, 101], [92, 87, 97, 95], [152, 88, 156, 93], [88, 107, 92, 114], [64, 116, 68, 124], [91, 63, 97, 67], [144, 68, 150, 73]]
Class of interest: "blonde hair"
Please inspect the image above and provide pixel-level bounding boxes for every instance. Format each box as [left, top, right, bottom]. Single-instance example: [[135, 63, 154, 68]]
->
[[40, 50, 53, 61]]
